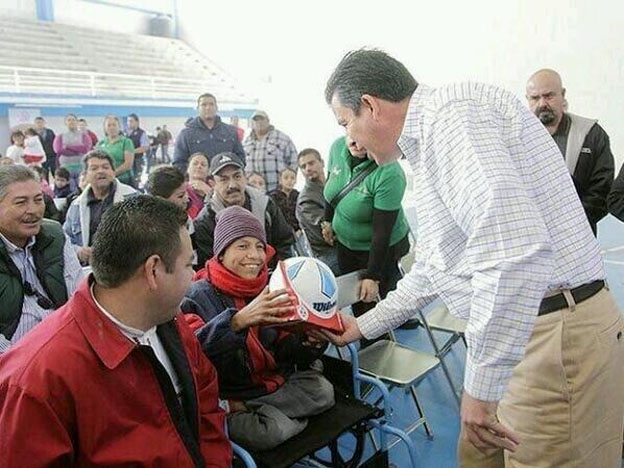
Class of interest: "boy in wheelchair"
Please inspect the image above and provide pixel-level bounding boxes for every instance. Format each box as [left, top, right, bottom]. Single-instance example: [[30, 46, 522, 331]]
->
[[182, 206, 335, 451]]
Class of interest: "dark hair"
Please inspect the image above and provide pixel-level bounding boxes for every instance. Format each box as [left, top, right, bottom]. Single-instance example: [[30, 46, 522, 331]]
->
[[10, 130, 24, 143], [31, 166, 46, 179], [297, 148, 322, 163], [65, 113, 78, 120], [91, 195, 188, 288], [24, 128, 38, 137], [146, 166, 185, 199], [34, 116, 45, 122], [197, 93, 217, 106], [325, 49, 418, 113], [78, 118, 87, 124], [127, 113, 139, 122], [83, 149, 116, 171], [55, 167, 70, 180]]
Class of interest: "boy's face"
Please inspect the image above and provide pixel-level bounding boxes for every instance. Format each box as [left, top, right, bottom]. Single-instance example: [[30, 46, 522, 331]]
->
[[54, 175, 69, 188]]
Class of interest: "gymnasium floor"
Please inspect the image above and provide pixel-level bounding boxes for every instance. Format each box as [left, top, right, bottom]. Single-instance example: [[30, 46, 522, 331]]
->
[[323, 214, 624, 468]]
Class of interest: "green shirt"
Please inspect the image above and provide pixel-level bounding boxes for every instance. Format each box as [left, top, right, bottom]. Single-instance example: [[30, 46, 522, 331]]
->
[[96, 136, 135, 185], [323, 137, 409, 251]]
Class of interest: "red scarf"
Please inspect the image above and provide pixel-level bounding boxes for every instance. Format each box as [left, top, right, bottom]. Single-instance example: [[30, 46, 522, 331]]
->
[[194, 245, 275, 308]]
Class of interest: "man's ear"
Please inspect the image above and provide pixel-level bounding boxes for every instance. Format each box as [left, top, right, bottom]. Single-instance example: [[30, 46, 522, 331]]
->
[[144, 255, 160, 290], [360, 94, 381, 120], [561, 88, 566, 98]]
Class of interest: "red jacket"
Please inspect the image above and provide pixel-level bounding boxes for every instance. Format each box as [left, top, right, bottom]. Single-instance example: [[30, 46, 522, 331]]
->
[[0, 279, 232, 468]]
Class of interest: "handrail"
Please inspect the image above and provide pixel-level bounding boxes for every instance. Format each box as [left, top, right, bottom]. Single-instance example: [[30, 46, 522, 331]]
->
[[0, 65, 223, 86]]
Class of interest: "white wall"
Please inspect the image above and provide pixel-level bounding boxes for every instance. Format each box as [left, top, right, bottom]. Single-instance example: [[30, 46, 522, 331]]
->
[[0, 0, 36, 18], [179, 0, 624, 169], [53, 0, 150, 35]]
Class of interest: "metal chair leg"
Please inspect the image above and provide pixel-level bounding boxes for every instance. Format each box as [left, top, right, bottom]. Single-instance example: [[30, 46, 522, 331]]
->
[[410, 386, 434, 439]]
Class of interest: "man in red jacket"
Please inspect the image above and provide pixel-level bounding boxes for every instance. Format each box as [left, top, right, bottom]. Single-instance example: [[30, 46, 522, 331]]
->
[[0, 195, 232, 468]]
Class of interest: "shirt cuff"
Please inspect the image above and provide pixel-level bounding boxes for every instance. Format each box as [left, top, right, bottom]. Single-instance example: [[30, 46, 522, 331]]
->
[[463, 354, 514, 402], [356, 307, 387, 340]]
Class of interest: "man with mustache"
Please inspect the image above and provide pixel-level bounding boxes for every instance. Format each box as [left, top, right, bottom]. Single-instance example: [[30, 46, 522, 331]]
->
[[526, 69, 615, 235], [193, 152, 295, 269], [63, 150, 137, 265], [0, 165, 83, 354]]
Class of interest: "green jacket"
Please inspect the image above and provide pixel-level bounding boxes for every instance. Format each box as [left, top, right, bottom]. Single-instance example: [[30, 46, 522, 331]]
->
[[324, 137, 409, 251], [0, 220, 68, 339]]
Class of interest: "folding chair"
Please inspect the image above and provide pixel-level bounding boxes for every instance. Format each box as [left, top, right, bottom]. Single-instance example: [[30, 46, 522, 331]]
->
[[398, 252, 467, 405], [335, 269, 440, 444], [233, 344, 419, 468]]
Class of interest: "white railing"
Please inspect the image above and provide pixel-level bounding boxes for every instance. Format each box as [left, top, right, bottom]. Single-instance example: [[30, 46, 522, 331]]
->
[[0, 65, 255, 104]]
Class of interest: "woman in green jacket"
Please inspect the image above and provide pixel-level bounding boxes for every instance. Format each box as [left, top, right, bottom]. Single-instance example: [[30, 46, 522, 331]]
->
[[323, 136, 410, 318], [96, 115, 135, 187]]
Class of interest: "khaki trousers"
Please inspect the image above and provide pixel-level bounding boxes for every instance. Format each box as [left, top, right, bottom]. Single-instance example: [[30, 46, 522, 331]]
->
[[459, 288, 624, 468]]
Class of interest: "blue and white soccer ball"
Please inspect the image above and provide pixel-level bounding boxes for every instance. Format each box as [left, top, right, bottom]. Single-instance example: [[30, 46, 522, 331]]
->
[[269, 257, 338, 319]]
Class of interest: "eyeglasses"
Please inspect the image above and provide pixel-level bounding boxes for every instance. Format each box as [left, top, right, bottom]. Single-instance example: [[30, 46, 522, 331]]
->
[[23, 281, 54, 310]]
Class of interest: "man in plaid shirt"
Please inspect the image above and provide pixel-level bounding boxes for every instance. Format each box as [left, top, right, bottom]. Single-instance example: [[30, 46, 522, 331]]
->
[[243, 110, 298, 192]]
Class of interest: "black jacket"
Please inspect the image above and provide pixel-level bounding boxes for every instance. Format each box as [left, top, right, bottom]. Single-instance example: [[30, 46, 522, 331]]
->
[[173, 116, 245, 173], [554, 115, 615, 234], [608, 163, 624, 222]]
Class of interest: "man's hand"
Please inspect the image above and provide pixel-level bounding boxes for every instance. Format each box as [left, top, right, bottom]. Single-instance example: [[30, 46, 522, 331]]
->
[[190, 179, 213, 198], [308, 312, 363, 346], [231, 287, 295, 332], [359, 279, 379, 303], [78, 246, 92, 264], [461, 392, 520, 453]]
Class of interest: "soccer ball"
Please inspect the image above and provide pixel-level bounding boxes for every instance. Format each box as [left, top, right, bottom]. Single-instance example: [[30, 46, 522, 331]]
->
[[269, 257, 338, 320]]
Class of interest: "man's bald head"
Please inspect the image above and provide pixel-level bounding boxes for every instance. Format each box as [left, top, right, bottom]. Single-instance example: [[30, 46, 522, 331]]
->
[[526, 69, 566, 130]]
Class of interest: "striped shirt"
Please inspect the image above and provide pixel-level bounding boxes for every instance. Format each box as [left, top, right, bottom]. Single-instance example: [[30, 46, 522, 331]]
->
[[357, 83, 605, 401], [0, 233, 84, 353], [244, 127, 297, 192]]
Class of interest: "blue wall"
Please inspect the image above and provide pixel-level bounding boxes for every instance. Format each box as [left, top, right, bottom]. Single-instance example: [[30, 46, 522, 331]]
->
[[0, 102, 254, 119]]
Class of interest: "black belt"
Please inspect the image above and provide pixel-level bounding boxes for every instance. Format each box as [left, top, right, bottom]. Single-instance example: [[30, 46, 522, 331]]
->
[[538, 280, 605, 316]]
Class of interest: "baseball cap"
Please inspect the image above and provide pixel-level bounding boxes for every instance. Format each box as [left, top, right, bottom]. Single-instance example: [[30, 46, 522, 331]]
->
[[251, 110, 269, 120], [210, 152, 245, 175]]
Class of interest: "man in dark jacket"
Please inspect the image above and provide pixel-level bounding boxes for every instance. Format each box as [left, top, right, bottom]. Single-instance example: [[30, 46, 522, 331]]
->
[[193, 152, 295, 268], [295, 148, 339, 274], [34, 116, 56, 179], [173, 93, 245, 173], [608, 163, 624, 222], [0, 165, 83, 354], [526, 69, 615, 235]]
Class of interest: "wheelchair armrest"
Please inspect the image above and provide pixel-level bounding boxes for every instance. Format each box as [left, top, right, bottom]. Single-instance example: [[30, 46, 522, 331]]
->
[[232, 441, 257, 468], [344, 343, 395, 422]]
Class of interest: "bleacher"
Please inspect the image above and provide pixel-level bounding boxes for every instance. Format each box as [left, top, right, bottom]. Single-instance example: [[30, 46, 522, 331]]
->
[[0, 16, 254, 104]]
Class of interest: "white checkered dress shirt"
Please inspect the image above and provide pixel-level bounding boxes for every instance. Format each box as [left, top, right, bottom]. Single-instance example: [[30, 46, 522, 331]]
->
[[357, 82, 605, 401], [244, 127, 297, 192]]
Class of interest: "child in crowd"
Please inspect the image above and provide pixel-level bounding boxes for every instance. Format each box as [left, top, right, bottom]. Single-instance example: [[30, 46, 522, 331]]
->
[[23, 128, 47, 166], [269, 167, 300, 235], [247, 171, 267, 193], [31, 166, 60, 222], [6, 130, 25, 164], [53, 167, 73, 199]]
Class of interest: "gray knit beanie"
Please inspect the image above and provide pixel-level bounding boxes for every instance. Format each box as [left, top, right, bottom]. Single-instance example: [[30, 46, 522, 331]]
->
[[213, 206, 267, 258]]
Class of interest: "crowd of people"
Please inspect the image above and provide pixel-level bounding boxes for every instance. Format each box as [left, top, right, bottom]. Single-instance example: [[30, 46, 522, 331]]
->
[[0, 51, 624, 467]]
